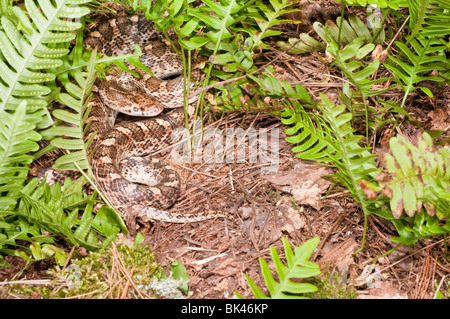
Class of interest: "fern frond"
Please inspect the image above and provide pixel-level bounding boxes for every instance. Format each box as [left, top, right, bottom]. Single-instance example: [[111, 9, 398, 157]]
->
[[385, 36, 448, 100], [319, 94, 379, 193], [0, 0, 91, 113], [0, 101, 42, 208], [333, 0, 407, 9], [421, 0, 450, 37], [281, 102, 338, 162], [315, 15, 384, 46], [424, 183, 450, 220], [282, 94, 379, 185], [0, 0, 93, 206], [372, 131, 450, 219], [283, 95, 379, 252], [326, 36, 394, 139], [0, 177, 123, 252], [276, 34, 325, 55], [407, 0, 433, 40], [319, 94, 380, 253], [278, 14, 383, 55], [241, 0, 299, 51], [236, 237, 321, 299], [328, 37, 392, 97], [408, 0, 450, 38], [389, 209, 450, 245], [92, 44, 153, 79], [44, 47, 97, 172]]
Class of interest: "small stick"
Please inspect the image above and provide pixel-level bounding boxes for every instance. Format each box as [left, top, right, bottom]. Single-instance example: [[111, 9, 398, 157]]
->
[[62, 246, 76, 271], [121, 267, 135, 299], [312, 212, 347, 261], [433, 275, 447, 299], [64, 290, 101, 299]]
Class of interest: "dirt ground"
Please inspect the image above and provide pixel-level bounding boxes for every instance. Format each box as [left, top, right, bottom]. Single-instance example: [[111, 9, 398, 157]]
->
[[1, 0, 449, 299]]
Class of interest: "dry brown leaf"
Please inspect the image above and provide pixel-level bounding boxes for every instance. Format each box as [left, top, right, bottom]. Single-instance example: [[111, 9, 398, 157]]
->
[[428, 108, 450, 131], [319, 237, 358, 274], [261, 163, 332, 210], [361, 281, 408, 299]]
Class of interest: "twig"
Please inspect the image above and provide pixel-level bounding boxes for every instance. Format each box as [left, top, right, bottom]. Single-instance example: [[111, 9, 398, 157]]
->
[[249, 200, 259, 252], [64, 290, 100, 299], [387, 15, 410, 51], [312, 211, 346, 261], [111, 242, 150, 299], [433, 275, 447, 299], [368, 215, 391, 244], [104, 276, 124, 299], [191, 253, 228, 265], [187, 182, 213, 194], [0, 279, 53, 285], [62, 246, 76, 271], [121, 267, 135, 299], [413, 245, 430, 299], [373, 239, 445, 276]]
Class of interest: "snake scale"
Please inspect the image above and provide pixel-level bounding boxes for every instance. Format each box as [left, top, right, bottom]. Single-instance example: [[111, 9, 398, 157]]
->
[[84, 11, 233, 223]]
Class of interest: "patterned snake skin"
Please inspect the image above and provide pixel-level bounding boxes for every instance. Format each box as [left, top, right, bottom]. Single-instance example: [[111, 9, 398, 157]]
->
[[85, 12, 234, 223]]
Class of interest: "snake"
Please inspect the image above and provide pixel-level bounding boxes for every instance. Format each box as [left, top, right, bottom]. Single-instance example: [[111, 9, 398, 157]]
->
[[84, 12, 234, 224]]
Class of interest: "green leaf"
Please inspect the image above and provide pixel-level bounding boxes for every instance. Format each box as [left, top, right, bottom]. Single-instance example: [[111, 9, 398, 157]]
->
[[170, 260, 190, 294], [0, 101, 42, 208], [238, 237, 321, 299], [92, 206, 127, 236], [0, 0, 91, 113], [370, 131, 450, 219], [385, 36, 448, 105]]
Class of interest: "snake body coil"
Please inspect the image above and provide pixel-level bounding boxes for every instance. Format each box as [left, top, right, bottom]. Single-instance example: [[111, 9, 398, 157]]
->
[[86, 12, 233, 223]]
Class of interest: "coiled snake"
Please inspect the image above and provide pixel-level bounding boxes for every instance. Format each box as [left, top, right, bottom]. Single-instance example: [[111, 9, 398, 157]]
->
[[85, 13, 233, 223]]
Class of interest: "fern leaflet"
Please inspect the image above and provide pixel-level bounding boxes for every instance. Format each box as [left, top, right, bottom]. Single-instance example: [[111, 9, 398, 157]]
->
[[0, 0, 91, 113], [44, 43, 97, 171], [236, 237, 321, 299], [0, 101, 41, 208], [385, 36, 448, 102]]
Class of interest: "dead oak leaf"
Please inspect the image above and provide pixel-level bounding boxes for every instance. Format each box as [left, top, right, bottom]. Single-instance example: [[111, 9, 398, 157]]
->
[[261, 163, 332, 210], [428, 108, 450, 131]]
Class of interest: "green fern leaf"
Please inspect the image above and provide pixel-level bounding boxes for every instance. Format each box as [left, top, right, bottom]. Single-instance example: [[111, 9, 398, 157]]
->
[[314, 14, 385, 46], [385, 36, 448, 100], [319, 94, 379, 192], [406, 0, 450, 38], [0, 101, 42, 208], [421, 0, 450, 37], [407, 0, 433, 40], [276, 33, 325, 55], [327, 37, 392, 97], [281, 102, 338, 162], [44, 47, 97, 171], [243, 0, 299, 50], [278, 14, 383, 55], [1, 176, 121, 251], [424, 183, 450, 220], [375, 131, 450, 218], [238, 237, 321, 299], [0, 0, 94, 214], [282, 94, 379, 187], [333, 0, 407, 9], [0, 0, 91, 113]]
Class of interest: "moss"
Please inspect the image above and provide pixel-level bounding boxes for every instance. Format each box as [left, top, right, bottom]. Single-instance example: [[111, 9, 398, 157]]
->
[[306, 267, 357, 299], [9, 242, 184, 299]]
